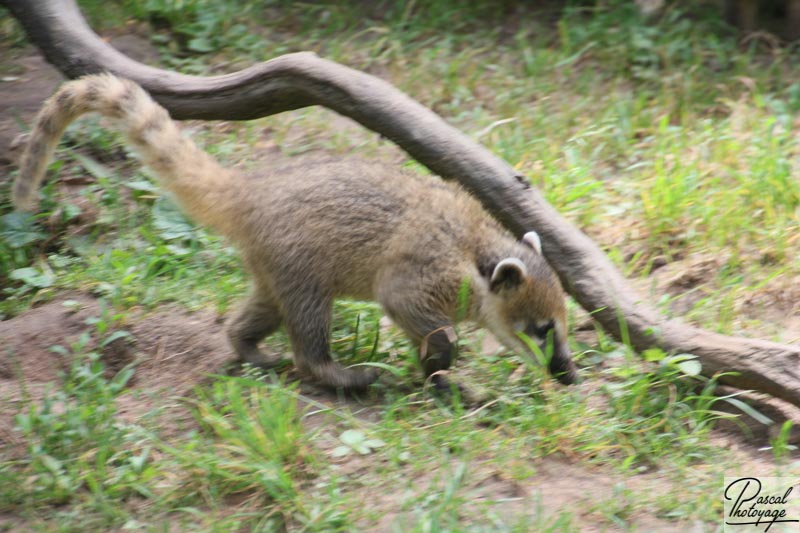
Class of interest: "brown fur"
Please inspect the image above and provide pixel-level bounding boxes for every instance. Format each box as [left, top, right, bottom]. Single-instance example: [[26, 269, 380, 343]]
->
[[12, 74, 577, 390]]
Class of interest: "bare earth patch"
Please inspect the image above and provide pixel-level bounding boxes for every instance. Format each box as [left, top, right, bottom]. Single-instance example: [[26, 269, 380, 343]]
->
[[0, 294, 232, 451]]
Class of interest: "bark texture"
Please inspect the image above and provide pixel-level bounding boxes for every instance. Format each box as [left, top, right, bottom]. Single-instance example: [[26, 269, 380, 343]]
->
[[4, 0, 799, 405]]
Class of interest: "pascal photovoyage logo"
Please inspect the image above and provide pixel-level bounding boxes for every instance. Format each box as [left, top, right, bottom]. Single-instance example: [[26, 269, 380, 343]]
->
[[724, 477, 800, 532]]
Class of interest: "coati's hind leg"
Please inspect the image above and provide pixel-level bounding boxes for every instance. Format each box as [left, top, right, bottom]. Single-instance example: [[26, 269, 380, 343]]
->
[[281, 288, 379, 390], [227, 287, 284, 368]]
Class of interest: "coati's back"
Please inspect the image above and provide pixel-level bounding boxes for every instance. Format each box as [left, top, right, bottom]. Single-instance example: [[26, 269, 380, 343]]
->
[[13, 74, 577, 390], [235, 158, 503, 300]]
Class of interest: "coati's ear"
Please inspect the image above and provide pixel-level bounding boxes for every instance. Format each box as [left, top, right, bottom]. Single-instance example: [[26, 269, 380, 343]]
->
[[522, 231, 542, 254], [490, 258, 528, 292]]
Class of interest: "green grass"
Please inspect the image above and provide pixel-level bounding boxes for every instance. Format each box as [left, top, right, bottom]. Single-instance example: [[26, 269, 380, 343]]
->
[[1, 0, 799, 530]]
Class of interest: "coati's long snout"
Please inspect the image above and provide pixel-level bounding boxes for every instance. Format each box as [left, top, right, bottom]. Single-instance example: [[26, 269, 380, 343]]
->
[[13, 74, 578, 391], [479, 233, 578, 385]]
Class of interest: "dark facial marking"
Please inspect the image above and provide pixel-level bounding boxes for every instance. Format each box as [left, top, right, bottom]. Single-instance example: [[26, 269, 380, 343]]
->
[[525, 319, 554, 340]]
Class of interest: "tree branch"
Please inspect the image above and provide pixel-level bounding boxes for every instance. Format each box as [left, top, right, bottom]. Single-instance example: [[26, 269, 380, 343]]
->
[[4, 0, 799, 405]]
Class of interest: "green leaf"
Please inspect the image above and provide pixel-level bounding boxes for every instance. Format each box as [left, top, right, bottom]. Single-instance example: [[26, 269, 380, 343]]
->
[[0, 212, 46, 248], [62, 203, 82, 221], [663, 353, 702, 376], [337, 429, 384, 455], [72, 152, 113, 180], [339, 429, 366, 447], [10, 267, 53, 288], [188, 36, 215, 53], [40, 454, 63, 474], [124, 179, 159, 193], [722, 397, 774, 425], [676, 359, 702, 377], [49, 345, 70, 356], [100, 330, 133, 347], [364, 438, 386, 449], [129, 447, 151, 472], [152, 199, 196, 241], [331, 445, 351, 458], [347, 361, 403, 376], [642, 348, 666, 362]]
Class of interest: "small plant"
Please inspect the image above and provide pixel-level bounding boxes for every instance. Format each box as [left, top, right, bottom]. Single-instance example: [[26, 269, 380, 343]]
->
[[162, 376, 318, 527], [598, 348, 729, 467], [402, 462, 469, 531], [4, 320, 147, 508], [0, 195, 54, 315], [768, 420, 797, 463], [331, 429, 386, 458]]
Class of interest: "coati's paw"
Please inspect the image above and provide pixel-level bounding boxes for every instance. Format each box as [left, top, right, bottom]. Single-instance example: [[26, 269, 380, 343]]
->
[[549, 355, 579, 385], [311, 362, 380, 391], [428, 373, 459, 394]]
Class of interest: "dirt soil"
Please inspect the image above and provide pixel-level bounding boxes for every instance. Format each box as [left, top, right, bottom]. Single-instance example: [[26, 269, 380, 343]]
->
[[1, 39, 798, 531], [2, 292, 789, 532]]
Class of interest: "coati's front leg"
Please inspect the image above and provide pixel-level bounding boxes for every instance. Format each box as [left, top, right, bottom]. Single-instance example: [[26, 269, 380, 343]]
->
[[281, 289, 379, 390], [418, 326, 459, 392], [227, 286, 284, 368], [377, 279, 459, 391]]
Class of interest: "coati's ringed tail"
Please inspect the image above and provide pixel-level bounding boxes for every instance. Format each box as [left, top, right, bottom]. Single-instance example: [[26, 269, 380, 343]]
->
[[12, 73, 237, 235]]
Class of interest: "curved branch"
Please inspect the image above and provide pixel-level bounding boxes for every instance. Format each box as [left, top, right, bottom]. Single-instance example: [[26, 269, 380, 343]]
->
[[4, 0, 799, 405]]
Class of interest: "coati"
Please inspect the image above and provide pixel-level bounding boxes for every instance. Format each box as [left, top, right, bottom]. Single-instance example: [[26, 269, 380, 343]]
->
[[12, 74, 578, 390]]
